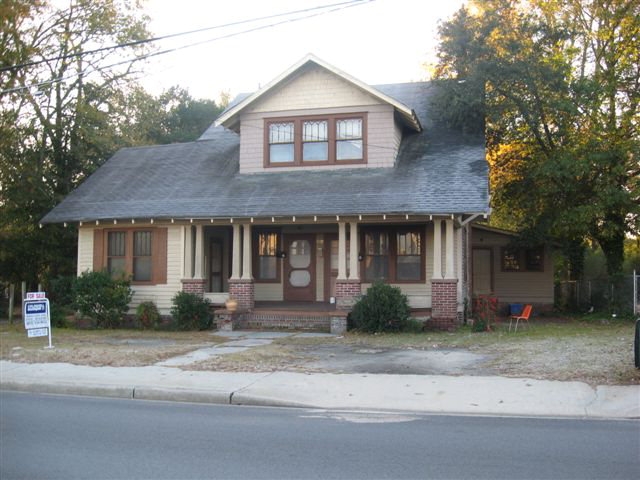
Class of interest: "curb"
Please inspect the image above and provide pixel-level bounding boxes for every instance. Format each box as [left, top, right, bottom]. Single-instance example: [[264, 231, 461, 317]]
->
[[2, 381, 134, 399]]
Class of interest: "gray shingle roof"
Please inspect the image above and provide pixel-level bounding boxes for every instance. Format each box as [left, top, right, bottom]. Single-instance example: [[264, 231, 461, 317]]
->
[[41, 82, 488, 224]]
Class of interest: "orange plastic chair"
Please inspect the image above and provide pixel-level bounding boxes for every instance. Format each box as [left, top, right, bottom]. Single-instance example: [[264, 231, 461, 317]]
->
[[509, 304, 532, 332]]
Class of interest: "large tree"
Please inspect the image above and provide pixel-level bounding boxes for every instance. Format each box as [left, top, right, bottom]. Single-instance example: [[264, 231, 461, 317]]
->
[[433, 0, 640, 276]]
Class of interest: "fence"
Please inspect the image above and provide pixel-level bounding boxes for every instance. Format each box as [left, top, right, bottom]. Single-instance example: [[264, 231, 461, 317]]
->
[[556, 273, 638, 315]]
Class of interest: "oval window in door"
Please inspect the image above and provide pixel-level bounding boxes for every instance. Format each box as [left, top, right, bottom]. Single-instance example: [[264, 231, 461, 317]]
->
[[289, 240, 311, 268], [289, 270, 311, 287]]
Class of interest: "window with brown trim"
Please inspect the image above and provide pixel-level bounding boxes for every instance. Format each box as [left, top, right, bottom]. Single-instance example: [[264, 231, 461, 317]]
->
[[254, 230, 281, 282], [94, 228, 167, 285], [362, 226, 425, 283], [501, 246, 545, 272], [265, 113, 367, 167]]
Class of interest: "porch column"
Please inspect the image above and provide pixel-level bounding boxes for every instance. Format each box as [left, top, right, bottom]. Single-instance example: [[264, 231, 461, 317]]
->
[[445, 219, 455, 279], [194, 224, 204, 279], [229, 223, 255, 311], [181, 224, 205, 296], [348, 222, 359, 281], [337, 222, 347, 280], [432, 220, 442, 279], [336, 221, 360, 311], [230, 223, 241, 280], [241, 224, 252, 280], [184, 225, 193, 278], [430, 218, 459, 330]]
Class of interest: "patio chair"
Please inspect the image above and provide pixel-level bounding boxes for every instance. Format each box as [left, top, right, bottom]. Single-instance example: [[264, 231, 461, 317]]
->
[[509, 304, 532, 332]]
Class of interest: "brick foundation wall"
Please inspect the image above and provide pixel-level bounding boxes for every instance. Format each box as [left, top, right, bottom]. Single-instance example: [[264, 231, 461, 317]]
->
[[431, 279, 459, 330], [335, 280, 361, 311], [181, 278, 206, 296], [228, 280, 255, 311]]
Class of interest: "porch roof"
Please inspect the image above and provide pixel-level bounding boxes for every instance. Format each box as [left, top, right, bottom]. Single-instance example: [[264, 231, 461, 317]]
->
[[41, 82, 489, 224]]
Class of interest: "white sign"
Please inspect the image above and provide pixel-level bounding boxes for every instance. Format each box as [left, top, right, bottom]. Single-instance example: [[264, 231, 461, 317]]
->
[[23, 298, 53, 348], [27, 328, 48, 338], [26, 291, 46, 300]]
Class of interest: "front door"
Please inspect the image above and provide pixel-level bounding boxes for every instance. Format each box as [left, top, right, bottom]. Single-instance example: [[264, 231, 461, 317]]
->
[[209, 240, 223, 292], [472, 248, 493, 295], [284, 235, 315, 302]]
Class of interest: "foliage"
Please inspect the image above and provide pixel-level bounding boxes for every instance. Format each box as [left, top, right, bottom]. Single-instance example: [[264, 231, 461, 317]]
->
[[72, 270, 132, 328], [350, 282, 411, 333], [170, 292, 212, 331], [433, 0, 640, 276], [136, 301, 161, 330], [47, 275, 75, 327], [472, 295, 498, 332]]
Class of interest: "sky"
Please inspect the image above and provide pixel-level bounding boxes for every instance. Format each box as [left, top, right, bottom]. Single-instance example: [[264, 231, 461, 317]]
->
[[141, 0, 466, 102]]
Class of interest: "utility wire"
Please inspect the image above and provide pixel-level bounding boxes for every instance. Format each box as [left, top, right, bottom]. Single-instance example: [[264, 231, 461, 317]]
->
[[0, 0, 370, 74]]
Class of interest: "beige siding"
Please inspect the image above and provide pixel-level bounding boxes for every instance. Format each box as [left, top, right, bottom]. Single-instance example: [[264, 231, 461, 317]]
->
[[247, 66, 379, 113], [77, 228, 94, 275], [472, 229, 554, 305], [361, 283, 429, 309], [239, 103, 397, 173]]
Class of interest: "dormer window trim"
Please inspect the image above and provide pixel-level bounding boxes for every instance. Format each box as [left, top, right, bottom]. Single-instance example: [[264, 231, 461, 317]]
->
[[264, 113, 368, 168]]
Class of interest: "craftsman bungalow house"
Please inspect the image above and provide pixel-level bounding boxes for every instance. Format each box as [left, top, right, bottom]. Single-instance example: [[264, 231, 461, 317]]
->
[[41, 54, 512, 331]]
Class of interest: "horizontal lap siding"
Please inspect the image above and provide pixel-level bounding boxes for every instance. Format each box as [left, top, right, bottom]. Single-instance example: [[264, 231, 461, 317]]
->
[[255, 282, 283, 302]]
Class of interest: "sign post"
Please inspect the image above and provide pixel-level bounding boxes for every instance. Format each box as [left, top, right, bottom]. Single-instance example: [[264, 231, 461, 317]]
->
[[23, 292, 53, 348]]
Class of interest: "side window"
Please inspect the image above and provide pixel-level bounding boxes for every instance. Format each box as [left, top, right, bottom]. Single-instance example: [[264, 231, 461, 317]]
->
[[268, 122, 295, 163], [107, 231, 126, 278], [133, 231, 152, 281], [396, 231, 421, 281], [364, 231, 389, 281], [256, 232, 280, 281]]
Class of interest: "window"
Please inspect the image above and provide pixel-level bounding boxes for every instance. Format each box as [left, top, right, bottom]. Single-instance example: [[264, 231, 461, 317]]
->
[[255, 231, 280, 282], [364, 231, 389, 281], [362, 227, 425, 283], [501, 247, 545, 272], [396, 231, 421, 281], [107, 231, 126, 278], [133, 231, 152, 281], [265, 113, 366, 167], [95, 228, 167, 285], [268, 122, 294, 163]]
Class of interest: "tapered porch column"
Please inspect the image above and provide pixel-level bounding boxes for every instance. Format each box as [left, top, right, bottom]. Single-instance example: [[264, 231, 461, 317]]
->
[[228, 223, 255, 311], [348, 222, 360, 281], [431, 218, 459, 330], [194, 224, 204, 279], [337, 222, 347, 281], [184, 225, 193, 278]]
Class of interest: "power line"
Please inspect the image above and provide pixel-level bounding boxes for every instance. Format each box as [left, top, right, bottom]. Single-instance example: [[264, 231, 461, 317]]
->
[[1, 0, 373, 96], [0, 0, 370, 74]]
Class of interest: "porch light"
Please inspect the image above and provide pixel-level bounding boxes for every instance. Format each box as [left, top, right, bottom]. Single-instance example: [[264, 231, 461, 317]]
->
[[113, 219, 117, 224], [63, 222, 67, 228], [277, 251, 287, 259]]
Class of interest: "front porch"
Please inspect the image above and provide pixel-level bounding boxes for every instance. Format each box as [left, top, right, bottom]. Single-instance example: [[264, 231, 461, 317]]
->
[[179, 216, 463, 330]]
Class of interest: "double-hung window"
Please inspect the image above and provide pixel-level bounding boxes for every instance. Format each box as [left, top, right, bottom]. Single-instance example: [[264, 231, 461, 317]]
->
[[266, 113, 366, 167], [107, 231, 126, 279], [362, 226, 425, 283], [254, 231, 280, 282]]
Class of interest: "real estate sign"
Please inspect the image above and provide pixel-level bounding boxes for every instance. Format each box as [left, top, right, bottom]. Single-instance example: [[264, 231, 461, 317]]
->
[[23, 293, 53, 348]]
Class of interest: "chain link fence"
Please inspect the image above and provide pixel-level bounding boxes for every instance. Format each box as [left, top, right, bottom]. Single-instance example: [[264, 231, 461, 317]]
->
[[556, 273, 638, 315]]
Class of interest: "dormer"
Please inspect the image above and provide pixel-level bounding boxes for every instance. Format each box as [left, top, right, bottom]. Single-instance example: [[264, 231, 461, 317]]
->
[[215, 54, 422, 174]]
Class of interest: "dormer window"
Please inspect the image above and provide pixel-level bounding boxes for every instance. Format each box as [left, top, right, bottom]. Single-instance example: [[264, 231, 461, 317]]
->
[[265, 113, 367, 167]]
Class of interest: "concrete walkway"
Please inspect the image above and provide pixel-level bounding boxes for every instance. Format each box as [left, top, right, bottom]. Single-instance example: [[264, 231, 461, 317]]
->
[[2, 359, 638, 419]]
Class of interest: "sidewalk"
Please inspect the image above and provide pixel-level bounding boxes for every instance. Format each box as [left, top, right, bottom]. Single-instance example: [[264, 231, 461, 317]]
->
[[1, 360, 638, 419]]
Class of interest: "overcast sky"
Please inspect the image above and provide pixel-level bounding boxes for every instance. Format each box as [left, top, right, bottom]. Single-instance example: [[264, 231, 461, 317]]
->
[[140, 0, 465, 102]]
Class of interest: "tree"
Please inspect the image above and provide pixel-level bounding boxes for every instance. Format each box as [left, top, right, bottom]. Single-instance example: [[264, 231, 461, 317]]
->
[[0, 0, 151, 286], [433, 0, 640, 276]]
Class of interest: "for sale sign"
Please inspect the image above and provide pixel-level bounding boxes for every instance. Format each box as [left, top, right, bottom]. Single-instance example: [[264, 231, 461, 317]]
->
[[23, 296, 53, 347]]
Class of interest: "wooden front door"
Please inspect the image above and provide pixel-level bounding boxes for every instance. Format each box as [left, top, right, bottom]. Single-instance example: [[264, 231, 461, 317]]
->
[[284, 235, 315, 302]]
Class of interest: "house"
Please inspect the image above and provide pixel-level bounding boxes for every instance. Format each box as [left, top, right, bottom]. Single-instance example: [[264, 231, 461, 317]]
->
[[471, 224, 554, 313], [41, 54, 491, 332]]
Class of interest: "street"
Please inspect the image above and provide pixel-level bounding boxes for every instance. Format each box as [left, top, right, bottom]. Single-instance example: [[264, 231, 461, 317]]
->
[[1, 391, 638, 479]]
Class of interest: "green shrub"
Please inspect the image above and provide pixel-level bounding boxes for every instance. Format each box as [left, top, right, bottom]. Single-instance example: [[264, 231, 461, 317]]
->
[[72, 270, 133, 328], [136, 301, 161, 330], [48, 275, 76, 327], [350, 281, 411, 333], [170, 292, 212, 330]]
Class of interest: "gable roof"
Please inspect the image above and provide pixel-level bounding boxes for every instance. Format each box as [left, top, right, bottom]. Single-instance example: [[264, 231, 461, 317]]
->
[[214, 54, 422, 133], [41, 81, 488, 225]]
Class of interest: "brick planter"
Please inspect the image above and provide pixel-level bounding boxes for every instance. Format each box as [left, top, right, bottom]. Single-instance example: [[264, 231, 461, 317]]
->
[[228, 279, 255, 311]]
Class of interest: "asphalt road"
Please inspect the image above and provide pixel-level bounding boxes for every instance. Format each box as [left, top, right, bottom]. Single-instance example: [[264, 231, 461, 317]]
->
[[1, 391, 638, 479]]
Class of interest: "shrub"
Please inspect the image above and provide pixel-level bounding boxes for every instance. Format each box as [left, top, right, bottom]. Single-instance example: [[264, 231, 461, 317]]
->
[[170, 292, 212, 330], [136, 301, 161, 330], [47, 275, 76, 327], [72, 270, 133, 328], [350, 281, 411, 333], [472, 295, 497, 332]]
